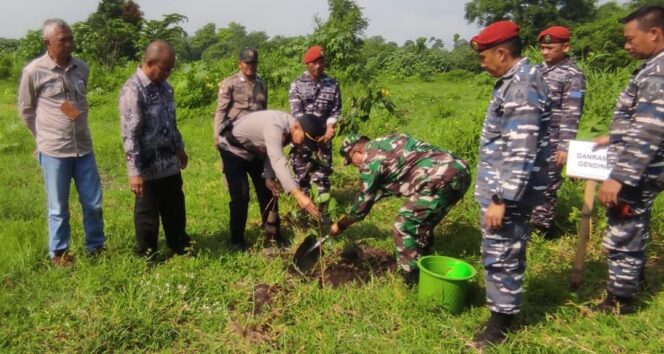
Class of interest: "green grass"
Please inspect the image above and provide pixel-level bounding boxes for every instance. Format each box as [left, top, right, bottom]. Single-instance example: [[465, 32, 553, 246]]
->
[[1, 69, 664, 353]]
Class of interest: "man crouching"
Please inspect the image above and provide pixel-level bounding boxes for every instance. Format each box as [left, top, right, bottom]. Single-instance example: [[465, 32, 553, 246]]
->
[[330, 133, 470, 285]]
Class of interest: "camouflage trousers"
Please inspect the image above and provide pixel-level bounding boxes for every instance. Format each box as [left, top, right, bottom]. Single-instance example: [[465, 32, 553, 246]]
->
[[604, 183, 660, 298], [480, 203, 532, 315], [530, 142, 564, 229], [289, 140, 333, 197], [393, 163, 470, 272]]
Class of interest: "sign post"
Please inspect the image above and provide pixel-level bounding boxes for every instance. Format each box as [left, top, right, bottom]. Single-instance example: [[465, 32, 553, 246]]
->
[[570, 179, 597, 290], [566, 140, 611, 290]]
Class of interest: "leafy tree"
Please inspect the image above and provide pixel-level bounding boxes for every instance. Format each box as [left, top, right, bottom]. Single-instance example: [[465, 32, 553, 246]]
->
[[413, 37, 428, 52], [572, 2, 630, 69], [0, 38, 20, 53], [16, 30, 44, 60], [77, 0, 144, 67], [74, 19, 137, 68], [136, 13, 189, 59], [311, 0, 369, 79], [264, 34, 307, 54], [464, 0, 597, 44], [362, 36, 398, 62], [186, 23, 218, 61], [429, 37, 445, 50], [0, 53, 13, 79], [201, 22, 269, 62], [121, 0, 142, 24], [217, 22, 248, 50], [446, 35, 481, 72]]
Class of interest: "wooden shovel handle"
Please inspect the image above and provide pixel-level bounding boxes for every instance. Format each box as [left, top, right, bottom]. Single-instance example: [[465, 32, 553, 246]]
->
[[570, 180, 597, 291]]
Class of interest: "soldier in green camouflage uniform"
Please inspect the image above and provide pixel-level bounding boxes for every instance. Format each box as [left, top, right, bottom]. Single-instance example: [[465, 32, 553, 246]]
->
[[330, 133, 470, 284]]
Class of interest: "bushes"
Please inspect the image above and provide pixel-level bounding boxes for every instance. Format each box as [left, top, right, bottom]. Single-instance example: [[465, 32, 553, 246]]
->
[[0, 54, 16, 81], [576, 64, 634, 139], [170, 60, 235, 109]]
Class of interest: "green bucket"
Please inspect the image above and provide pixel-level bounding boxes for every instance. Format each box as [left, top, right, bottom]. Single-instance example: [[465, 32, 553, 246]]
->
[[417, 255, 477, 315]]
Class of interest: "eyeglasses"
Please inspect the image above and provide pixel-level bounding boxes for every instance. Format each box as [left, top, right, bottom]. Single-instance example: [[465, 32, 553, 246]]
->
[[155, 62, 176, 73]]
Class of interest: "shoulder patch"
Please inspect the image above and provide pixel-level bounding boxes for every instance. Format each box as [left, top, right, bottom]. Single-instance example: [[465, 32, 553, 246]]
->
[[641, 75, 664, 101], [514, 89, 526, 103], [508, 80, 529, 104], [569, 75, 584, 88]]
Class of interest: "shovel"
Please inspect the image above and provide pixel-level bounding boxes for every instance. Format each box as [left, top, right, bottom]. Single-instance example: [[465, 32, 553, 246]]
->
[[293, 234, 331, 273]]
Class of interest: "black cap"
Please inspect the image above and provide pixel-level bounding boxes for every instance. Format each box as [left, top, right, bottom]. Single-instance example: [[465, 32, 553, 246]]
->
[[298, 114, 326, 149], [239, 48, 258, 63]]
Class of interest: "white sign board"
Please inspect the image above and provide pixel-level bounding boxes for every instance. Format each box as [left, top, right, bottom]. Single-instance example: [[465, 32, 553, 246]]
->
[[566, 140, 612, 181]]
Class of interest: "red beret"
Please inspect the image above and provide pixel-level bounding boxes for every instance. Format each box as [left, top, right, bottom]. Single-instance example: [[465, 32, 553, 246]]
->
[[470, 20, 520, 52], [538, 26, 570, 44], [303, 45, 324, 64]]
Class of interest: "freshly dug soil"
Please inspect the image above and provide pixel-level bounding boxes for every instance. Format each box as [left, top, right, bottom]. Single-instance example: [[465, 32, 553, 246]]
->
[[228, 320, 272, 344], [251, 283, 283, 314], [312, 244, 397, 288]]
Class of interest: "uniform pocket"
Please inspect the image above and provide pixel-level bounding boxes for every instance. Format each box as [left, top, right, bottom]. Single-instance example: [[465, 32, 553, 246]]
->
[[484, 99, 503, 136], [232, 93, 249, 109], [41, 81, 63, 97]]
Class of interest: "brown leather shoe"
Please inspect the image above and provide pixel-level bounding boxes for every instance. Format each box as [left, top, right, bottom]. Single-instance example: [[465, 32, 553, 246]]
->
[[51, 252, 74, 267]]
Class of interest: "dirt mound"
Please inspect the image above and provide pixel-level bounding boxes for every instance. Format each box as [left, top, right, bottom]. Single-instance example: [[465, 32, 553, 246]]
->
[[228, 320, 273, 344], [251, 283, 283, 315], [314, 244, 397, 288]]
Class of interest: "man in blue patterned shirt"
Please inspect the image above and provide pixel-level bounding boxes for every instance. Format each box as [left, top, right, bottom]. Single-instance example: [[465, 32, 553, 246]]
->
[[288, 45, 341, 209], [469, 21, 551, 349], [593, 5, 664, 315], [531, 26, 586, 236], [119, 40, 191, 258]]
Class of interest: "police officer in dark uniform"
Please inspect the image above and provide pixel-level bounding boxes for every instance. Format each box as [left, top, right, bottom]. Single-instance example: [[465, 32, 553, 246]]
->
[[213, 48, 275, 251], [214, 48, 267, 143]]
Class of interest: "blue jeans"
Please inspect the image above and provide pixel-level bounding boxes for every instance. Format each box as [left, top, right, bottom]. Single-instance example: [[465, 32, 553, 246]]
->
[[39, 152, 105, 257]]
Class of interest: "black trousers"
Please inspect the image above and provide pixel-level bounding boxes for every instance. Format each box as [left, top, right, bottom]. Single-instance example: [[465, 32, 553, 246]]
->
[[220, 149, 280, 243], [134, 173, 190, 256]]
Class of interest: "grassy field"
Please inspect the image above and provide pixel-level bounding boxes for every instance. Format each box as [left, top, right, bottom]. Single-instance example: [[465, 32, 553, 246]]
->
[[1, 69, 664, 353]]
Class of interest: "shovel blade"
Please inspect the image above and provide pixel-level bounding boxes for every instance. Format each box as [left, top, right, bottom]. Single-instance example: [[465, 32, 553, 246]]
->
[[293, 235, 322, 272]]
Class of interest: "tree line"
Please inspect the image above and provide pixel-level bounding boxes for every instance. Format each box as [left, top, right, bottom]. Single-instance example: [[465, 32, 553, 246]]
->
[[0, 0, 658, 82]]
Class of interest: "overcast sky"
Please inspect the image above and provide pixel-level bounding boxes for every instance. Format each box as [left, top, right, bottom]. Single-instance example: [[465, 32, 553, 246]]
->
[[0, 0, 481, 47]]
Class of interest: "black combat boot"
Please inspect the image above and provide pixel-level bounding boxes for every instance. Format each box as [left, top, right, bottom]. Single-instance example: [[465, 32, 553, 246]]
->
[[532, 223, 557, 239], [263, 233, 290, 250], [401, 268, 420, 288], [468, 311, 514, 350], [230, 237, 248, 252], [594, 292, 636, 315]]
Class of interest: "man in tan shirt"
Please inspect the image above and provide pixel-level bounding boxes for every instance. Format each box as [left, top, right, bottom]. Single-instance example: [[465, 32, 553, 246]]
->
[[17, 19, 105, 266]]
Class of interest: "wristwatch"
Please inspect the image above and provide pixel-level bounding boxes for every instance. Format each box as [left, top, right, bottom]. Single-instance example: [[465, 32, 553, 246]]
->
[[491, 194, 505, 205]]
